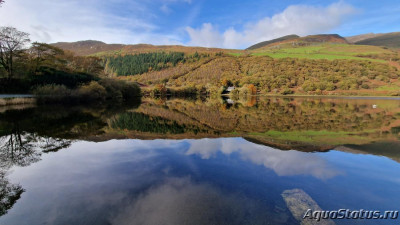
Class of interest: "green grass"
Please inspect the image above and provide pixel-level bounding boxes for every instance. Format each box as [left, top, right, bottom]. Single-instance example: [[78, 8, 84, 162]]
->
[[252, 44, 389, 62], [248, 130, 376, 145], [228, 52, 242, 57], [376, 85, 400, 91]]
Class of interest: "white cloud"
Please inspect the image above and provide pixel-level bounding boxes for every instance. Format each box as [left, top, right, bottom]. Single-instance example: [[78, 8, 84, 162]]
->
[[110, 177, 269, 225], [186, 1, 356, 48], [185, 138, 342, 179], [0, 0, 182, 44]]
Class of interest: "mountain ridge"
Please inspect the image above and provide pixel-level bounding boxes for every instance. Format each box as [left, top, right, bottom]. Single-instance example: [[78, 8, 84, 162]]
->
[[247, 34, 348, 50], [354, 32, 400, 48], [51, 40, 234, 56]]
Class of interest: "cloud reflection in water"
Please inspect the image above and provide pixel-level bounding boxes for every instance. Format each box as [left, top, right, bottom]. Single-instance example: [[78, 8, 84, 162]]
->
[[185, 138, 341, 179]]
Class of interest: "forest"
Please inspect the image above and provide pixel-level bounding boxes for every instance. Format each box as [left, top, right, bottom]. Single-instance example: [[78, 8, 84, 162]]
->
[[105, 52, 186, 76]]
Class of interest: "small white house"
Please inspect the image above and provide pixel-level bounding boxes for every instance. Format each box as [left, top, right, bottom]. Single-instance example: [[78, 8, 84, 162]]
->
[[226, 86, 235, 92]]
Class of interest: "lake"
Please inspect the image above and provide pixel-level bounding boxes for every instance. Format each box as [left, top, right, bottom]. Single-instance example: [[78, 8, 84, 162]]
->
[[0, 96, 399, 225]]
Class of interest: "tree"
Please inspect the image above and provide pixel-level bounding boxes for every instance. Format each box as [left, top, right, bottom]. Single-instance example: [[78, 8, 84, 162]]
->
[[0, 27, 30, 79], [28, 42, 64, 73], [0, 0, 4, 7]]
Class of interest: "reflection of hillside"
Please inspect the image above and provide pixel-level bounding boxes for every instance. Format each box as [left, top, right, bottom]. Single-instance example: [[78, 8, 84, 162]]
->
[[337, 142, 400, 163], [134, 97, 400, 134], [112, 97, 400, 161], [136, 99, 239, 132]]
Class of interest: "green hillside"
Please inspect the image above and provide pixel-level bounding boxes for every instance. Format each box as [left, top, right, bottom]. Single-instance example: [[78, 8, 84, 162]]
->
[[250, 43, 392, 61]]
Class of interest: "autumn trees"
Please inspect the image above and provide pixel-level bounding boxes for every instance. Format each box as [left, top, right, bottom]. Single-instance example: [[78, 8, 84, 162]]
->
[[0, 26, 141, 100], [0, 27, 30, 79], [125, 53, 400, 96]]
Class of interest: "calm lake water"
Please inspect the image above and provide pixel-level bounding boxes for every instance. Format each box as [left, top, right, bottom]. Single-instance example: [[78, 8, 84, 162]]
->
[[0, 97, 399, 225]]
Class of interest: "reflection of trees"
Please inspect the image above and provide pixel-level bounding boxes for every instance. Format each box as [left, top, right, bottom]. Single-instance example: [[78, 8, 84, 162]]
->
[[0, 123, 71, 218], [0, 128, 72, 170], [0, 171, 24, 217], [0, 102, 142, 218], [0, 126, 40, 169]]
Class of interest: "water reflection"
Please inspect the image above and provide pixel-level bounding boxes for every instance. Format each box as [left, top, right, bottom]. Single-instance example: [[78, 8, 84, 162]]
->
[[111, 177, 279, 225], [0, 138, 399, 225], [0, 97, 399, 224], [186, 138, 340, 179], [0, 171, 24, 217]]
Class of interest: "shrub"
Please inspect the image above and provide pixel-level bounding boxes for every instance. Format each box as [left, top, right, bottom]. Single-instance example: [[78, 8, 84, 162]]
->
[[302, 81, 317, 92], [77, 81, 107, 101], [361, 83, 370, 89], [98, 79, 141, 101], [281, 88, 294, 95], [33, 78, 140, 104], [239, 84, 257, 96], [33, 84, 72, 103], [33, 84, 71, 97], [151, 84, 167, 96], [325, 83, 336, 91]]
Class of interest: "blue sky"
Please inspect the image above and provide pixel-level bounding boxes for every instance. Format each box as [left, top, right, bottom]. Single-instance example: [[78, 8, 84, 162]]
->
[[0, 0, 399, 49]]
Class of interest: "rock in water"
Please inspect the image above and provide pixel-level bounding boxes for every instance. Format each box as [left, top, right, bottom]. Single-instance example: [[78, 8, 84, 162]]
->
[[281, 189, 335, 225]]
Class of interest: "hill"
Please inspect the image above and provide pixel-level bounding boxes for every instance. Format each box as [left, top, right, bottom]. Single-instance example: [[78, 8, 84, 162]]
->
[[355, 32, 400, 48], [299, 34, 348, 44], [247, 34, 348, 50], [246, 35, 299, 50], [52, 40, 125, 56], [345, 33, 386, 43], [52, 40, 235, 56], [51, 35, 400, 97], [117, 53, 400, 97]]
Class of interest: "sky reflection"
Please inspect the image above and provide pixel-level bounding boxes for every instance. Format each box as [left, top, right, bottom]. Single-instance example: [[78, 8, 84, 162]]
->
[[0, 138, 399, 225], [185, 138, 341, 179]]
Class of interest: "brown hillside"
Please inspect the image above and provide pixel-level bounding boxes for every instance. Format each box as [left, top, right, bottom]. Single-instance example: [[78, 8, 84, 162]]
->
[[52, 40, 125, 56], [52, 40, 235, 56], [300, 34, 348, 44]]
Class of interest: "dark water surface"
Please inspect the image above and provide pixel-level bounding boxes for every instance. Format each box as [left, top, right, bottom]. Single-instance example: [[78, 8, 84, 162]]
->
[[0, 97, 399, 225]]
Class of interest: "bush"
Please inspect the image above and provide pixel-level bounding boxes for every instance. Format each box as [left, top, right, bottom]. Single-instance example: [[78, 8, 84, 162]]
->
[[281, 88, 294, 95], [302, 81, 317, 92], [77, 81, 107, 101], [33, 84, 72, 103], [150, 84, 167, 97], [34, 78, 141, 104], [98, 79, 141, 101], [33, 84, 71, 97], [361, 83, 370, 89]]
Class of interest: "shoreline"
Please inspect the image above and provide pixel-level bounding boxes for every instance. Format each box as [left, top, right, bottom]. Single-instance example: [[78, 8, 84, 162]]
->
[[0, 96, 36, 106], [222, 93, 400, 100]]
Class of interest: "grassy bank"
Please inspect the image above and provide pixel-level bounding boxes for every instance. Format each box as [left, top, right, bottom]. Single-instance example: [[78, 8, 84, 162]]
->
[[0, 97, 36, 106]]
